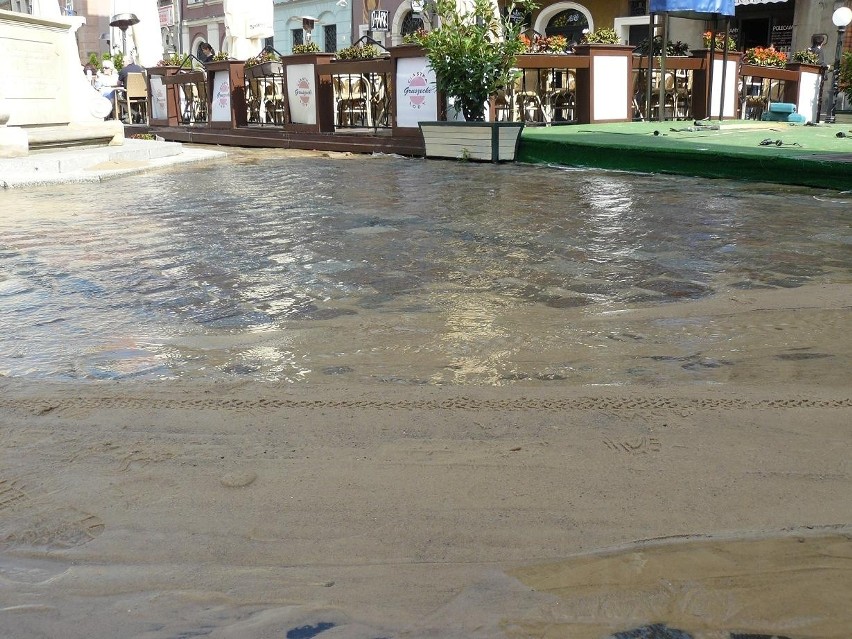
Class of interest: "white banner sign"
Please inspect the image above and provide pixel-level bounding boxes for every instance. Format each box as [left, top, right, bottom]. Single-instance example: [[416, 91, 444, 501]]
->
[[210, 71, 232, 122], [395, 57, 437, 128], [286, 64, 317, 125], [150, 75, 167, 120]]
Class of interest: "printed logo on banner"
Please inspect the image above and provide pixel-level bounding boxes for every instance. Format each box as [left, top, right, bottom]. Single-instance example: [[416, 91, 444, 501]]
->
[[295, 77, 313, 106], [217, 80, 230, 108], [404, 71, 433, 108]]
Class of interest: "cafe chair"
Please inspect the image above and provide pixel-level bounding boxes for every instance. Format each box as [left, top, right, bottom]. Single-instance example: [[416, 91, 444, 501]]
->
[[115, 72, 148, 124], [335, 75, 369, 127], [548, 71, 576, 123]]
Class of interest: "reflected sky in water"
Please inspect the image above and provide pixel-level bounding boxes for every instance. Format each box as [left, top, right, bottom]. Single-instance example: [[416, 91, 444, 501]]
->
[[0, 152, 850, 383]]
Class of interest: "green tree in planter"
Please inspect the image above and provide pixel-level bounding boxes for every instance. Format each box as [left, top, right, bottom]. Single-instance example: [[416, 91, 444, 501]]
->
[[421, 0, 537, 121]]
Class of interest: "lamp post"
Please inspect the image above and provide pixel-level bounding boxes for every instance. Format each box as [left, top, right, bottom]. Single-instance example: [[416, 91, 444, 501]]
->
[[828, 6, 852, 123]]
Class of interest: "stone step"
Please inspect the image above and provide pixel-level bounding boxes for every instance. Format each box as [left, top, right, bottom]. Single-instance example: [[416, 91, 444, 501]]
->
[[0, 139, 183, 174]]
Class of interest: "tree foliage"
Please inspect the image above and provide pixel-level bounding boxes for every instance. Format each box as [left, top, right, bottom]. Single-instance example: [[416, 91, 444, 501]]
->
[[421, 0, 537, 121]]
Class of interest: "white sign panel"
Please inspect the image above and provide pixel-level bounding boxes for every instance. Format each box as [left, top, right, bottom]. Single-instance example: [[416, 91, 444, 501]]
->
[[210, 70, 232, 122], [286, 63, 317, 125], [592, 56, 628, 121], [150, 75, 167, 120], [396, 57, 437, 128]]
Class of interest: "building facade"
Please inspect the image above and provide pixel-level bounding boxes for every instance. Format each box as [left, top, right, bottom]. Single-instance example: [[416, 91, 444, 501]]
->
[[2, 0, 849, 103]]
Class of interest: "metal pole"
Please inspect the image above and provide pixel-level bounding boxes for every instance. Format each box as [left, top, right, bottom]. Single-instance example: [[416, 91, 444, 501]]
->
[[645, 12, 655, 121], [658, 12, 668, 122], [828, 25, 845, 124], [706, 15, 717, 119], [719, 17, 730, 121]]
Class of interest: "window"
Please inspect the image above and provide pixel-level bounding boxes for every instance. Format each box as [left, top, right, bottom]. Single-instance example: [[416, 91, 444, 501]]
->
[[401, 11, 424, 38], [324, 24, 337, 53], [546, 9, 589, 45], [629, 0, 646, 17], [292, 28, 304, 47]]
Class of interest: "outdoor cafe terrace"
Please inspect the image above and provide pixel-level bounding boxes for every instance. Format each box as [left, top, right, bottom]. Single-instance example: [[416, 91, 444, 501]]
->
[[128, 40, 852, 190]]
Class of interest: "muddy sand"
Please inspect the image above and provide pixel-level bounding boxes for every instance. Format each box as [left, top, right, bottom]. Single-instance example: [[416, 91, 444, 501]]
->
[[0, 380, 849, 638]]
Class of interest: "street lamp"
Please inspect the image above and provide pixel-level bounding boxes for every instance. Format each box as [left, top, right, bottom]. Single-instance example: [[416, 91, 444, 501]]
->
[[828, 6, 852, 123]]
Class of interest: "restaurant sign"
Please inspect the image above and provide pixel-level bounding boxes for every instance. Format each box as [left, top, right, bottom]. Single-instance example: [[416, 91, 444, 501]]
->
[[396, 57, 437, 127], [210, 72, 232, 122], [286, 64, 317, 124]]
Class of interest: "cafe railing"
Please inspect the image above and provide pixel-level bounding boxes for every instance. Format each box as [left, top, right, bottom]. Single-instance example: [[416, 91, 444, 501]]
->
[[738, 64, 799, 120], [495, 54, 590, 124], [632, 56, 703, 121], [244, 60, 287, 126], [321, 57, 394, 131]]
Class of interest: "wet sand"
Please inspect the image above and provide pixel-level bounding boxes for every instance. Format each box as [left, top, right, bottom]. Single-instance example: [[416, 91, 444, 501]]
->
[[1, 357, 850, 636]]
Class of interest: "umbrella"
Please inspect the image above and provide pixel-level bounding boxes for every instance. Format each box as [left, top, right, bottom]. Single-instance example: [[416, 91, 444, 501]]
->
[[30, 0, 61, 17], [129, 0, 164, 67], [223, 0, 274, 60]]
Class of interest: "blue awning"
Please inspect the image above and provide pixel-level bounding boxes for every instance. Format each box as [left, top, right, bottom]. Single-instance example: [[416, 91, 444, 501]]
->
[[649, 0, 736, 17]]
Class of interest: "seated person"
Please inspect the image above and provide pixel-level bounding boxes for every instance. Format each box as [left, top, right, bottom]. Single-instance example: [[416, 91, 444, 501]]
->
[[118, 55, 145, 87], [96, 60, 119, 94]]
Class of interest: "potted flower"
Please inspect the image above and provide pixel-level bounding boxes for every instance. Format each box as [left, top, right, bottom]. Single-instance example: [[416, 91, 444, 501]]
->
[[635, 36, 689, 57], [544, 34, 569, 54], [417, 0, 535, 161], [743, 46, 787, 68], [293, 42, 321, 54], [701, 31, 737, 52], [580, 27, 621, 45], [791, 49, 820, 65], [335, 42, 385, 60]]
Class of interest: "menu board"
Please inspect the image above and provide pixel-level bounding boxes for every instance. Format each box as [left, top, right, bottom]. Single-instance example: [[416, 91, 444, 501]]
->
[[771, 19, 793, 54]]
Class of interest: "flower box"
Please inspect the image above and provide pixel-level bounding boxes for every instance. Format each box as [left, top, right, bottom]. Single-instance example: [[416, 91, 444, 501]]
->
[[245, 61, 284, 79]]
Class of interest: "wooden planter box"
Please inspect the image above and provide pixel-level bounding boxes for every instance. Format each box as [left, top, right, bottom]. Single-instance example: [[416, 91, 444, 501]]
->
[[146, 66, 181, 126], [281, 53, 336, 133], [419, 121, 524, 162], [206, 60, 247, 129], [245, 61, 284, 79]]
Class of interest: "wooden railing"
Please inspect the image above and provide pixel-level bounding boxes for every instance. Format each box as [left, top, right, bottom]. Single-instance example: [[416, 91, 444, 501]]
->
[[632, 56, 703, 121], [318, 58, 394, 131], [143, 49, 825, 133], [494, 54, 590, 125]]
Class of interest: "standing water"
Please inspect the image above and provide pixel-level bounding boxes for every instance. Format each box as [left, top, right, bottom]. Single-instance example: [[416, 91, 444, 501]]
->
[[1, 150, 850, 384]]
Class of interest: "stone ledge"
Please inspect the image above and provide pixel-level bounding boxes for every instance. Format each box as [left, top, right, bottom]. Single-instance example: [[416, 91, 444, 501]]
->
[[24, 121, 125, 149]]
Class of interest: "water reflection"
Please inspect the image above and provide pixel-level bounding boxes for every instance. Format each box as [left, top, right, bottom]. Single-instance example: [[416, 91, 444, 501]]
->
[[0, 152, 849, 383]]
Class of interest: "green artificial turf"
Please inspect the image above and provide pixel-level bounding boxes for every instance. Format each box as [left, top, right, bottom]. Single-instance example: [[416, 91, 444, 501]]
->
[[518, 120, 852, 190]]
